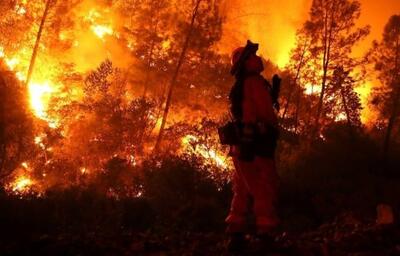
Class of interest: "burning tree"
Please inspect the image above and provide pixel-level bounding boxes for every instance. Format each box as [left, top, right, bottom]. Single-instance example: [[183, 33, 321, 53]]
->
[[292, 0, 369, 137], [281, 28, 316, 134], [0, 62, 35, 181], [369, 15, 400, 168]]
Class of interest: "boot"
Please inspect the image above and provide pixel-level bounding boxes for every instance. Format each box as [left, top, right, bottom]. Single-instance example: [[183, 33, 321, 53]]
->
[[227, 233, 247, 254]]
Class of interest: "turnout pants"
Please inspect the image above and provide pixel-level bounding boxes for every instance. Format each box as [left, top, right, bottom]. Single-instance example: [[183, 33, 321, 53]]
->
[[226, 156, 280, 234]]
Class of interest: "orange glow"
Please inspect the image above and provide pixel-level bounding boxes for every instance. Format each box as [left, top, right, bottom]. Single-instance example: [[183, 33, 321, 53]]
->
[[0, 0, 398, 196], [29, 82, 54, 119], [91, 25, 113, 39], [219, 0, 311, 68], [219, 0, 400, 123], [10, 176, 33, 193], [181, 134, 232, 171]]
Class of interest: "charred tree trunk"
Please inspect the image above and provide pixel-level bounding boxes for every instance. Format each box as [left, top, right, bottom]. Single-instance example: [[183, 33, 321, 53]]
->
[[313, 6, 334, 139], [26, 0, 53, 86], [281, 86, 294, 120], [294, 87, 302, 133], [282, 42, 307, 120], [153, 0, 202, 153]]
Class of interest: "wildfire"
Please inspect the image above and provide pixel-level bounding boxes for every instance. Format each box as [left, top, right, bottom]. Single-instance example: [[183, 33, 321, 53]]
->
[[6, 162, 37, 196], [10, 175, 33, 194], [0, 0, 392, 198], [29, 82, 54, 119], [5, 57, 20, 70], [85, 9, 114, 40], [0, 43, 60, 126], [304, 84, 321, 95], [181, 135, 231, 170]]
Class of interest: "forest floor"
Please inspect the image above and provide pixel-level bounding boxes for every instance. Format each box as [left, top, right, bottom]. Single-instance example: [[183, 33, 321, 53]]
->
[[1, 217, 399, 256]]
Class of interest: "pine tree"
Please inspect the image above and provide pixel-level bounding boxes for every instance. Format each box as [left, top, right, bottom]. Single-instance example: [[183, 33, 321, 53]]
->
[[300, 0, 369, 137]]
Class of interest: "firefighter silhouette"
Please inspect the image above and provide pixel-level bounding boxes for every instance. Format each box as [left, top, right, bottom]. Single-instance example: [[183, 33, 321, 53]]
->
[[224, 41, 280, 252]]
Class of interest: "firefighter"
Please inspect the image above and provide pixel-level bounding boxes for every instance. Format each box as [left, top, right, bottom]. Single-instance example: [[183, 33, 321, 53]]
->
[[225, 41, 280, 253]]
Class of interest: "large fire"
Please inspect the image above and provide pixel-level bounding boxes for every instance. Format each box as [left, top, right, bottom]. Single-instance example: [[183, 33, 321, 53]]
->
[[0, 0, 398, 196]]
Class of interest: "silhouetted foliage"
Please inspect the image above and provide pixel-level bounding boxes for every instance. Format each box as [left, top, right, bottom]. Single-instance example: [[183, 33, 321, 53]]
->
[[0, 62, 34, 179], [369, 15, 400, 168]]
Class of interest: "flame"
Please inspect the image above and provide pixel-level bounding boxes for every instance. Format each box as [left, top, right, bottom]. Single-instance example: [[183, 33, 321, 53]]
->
[[6, 171, 37, 196], [21, 162, 29, 169], [161, 40, 171, 51], [91, 25, 113, 39], [0, 43, 60, 127], [85, 9, 113, 40], [16, 5, 27, 16], [35, 134, 46, 149], [28, 81, 59, 127], [304, 83, 321, 95], [0, 0, 397, 197], [355, 81, 374, 124], [11, 176, 33, 193], [5, 57, 20, 70], [80, 167, 88, 174], [181, 135, 231, 170]]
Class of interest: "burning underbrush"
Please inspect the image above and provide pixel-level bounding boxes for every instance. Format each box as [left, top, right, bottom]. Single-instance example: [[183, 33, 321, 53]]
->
[[0, 59, 232, 198]]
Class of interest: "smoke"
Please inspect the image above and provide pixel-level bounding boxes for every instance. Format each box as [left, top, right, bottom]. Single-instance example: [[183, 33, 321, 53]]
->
[[219, 0, 311, 68]]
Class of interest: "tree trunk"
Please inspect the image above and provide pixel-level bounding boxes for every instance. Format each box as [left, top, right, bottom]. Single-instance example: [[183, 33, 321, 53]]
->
[[313, 5, 334, 138], [294, 87, 302, 133], [282, 41, 307, 120], [143, 3, 160, 97], [26, 0, 53, 86], [339, 83, 355, 137], [281, 87, 293, 119], [153, 0, 202, 153], [142, 39, 156, 97]]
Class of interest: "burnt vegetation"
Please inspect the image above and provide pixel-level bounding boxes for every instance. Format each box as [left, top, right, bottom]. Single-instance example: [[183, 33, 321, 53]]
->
[[0, 0, 399, 255]]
